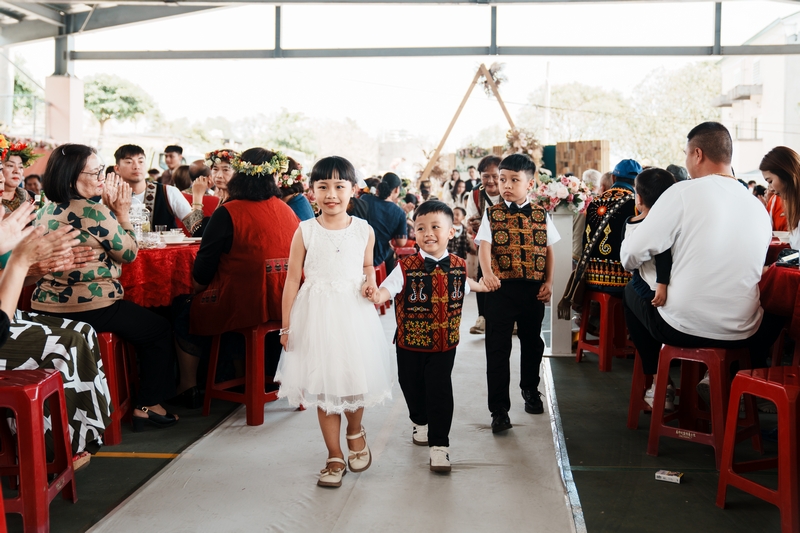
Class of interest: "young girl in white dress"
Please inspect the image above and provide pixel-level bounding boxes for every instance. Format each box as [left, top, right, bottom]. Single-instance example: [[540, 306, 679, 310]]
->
[[276, 156, 393, 488]]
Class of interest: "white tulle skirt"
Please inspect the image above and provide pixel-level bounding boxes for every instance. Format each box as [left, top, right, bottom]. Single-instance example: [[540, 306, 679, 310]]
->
[[275, 280, 394, 414]]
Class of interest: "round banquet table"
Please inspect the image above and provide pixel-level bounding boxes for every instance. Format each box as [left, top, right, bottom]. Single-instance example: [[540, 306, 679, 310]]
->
[[120, 243, 200, 307], [760, 264, 800, 339]]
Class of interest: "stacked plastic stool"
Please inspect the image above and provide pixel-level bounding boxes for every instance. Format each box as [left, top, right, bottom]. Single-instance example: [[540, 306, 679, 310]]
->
[[0, 369, 77, 532], [575, 290, 634, 372], [717, 366, 800, 532]]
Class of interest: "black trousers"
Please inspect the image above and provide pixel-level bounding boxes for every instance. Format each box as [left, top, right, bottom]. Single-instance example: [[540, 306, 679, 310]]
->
[[485, 281, 545, 414], [48, 300, 176, 406], [623, 283, 783, 375], [396, 347, 456, 447]]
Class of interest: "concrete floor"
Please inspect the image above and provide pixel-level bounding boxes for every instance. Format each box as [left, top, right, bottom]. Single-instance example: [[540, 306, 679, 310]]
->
[[88, 295, 576, 533]]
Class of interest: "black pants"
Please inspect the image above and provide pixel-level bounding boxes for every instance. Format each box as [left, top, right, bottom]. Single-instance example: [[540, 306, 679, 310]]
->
[[623, 283, 783, 375], [485, 281, 545, 414], [48, 300, 176, 406], [397, 347, 456, 447]]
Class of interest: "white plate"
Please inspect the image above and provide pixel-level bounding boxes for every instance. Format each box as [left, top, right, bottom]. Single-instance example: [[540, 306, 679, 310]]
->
[[185, 237, 202, 242], [163, 241, 192, 246]]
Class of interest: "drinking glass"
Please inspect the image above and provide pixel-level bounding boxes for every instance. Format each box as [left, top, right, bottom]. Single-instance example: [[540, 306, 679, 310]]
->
[[155, 225, 167, 234]]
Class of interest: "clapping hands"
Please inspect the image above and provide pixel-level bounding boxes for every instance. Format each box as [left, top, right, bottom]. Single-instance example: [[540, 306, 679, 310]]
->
[[102, 172, 132, 223], [0, 203, 37, 255]]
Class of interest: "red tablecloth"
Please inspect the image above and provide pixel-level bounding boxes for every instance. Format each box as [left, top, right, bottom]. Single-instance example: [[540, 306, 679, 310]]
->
[[766, 241, 791, 265], [120, 244, 200, 307], [760, 264, 800, 339]]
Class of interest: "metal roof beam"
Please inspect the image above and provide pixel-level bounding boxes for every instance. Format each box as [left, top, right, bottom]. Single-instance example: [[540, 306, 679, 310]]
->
[[1, 1, 64, 26], [4, 0, 789, 4], [68, 4, 217, 32], [69, 44, 800, 60]]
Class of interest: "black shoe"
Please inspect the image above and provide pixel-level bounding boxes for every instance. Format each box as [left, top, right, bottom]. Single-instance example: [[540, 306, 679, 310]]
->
[[491, 411, 512, 433], [132, 406, 179, 432], [522, 389, 544, 414], [166, 386, 202, 409]]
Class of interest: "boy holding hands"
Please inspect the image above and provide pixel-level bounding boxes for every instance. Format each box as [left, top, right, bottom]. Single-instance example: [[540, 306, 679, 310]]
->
[[369, 201, 489, 472], [475, 154, 560, 433]]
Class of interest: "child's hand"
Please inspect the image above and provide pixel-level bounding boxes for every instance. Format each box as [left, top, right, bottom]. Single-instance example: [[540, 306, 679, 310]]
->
[[537, 281, 553, 302], [483, 273, 501, 291], [361, 282, 378, 299], [368, 289, 384, 304], [651, 284, 668, 307], [280, 332, 289, 350]]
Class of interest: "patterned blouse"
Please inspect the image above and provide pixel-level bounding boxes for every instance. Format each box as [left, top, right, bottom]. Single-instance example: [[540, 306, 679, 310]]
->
[[31, 197, 138, 313]]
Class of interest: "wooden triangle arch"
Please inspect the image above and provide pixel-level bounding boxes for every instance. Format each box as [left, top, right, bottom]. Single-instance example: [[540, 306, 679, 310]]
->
[[419, 63, 516, 183]]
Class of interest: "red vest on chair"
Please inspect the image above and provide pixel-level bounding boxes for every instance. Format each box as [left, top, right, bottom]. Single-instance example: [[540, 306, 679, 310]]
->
[[190, 198, 299, 336], [393, 253, 467, 352]]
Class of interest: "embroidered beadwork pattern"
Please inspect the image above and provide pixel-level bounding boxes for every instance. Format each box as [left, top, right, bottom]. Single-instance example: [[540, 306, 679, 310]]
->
[[583, 186, 635, 290], [488, 203, 547, 281]]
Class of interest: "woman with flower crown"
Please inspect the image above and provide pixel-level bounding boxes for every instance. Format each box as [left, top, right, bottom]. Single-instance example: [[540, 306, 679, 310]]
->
[[170, 148, 300, 409], [2, 140, 41, 214], [190, 149, 237, 238], [278, 157, 315, 221]]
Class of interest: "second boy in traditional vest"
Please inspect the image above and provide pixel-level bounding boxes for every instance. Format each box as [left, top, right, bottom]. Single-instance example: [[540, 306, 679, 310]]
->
[[370, 201, 489, 473], [475, 153, 560, 433]]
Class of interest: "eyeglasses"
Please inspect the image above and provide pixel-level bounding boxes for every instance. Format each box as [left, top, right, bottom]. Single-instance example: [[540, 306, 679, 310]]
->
[[80, 166, 106, 181]]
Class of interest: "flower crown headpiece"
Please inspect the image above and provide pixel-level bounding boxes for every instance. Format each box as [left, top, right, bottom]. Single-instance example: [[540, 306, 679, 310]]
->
[[277, 169, 305, 189], [231, 150, 289, 178], [204, 149, 238, 167], [5, 141, 42, 167], [0, 134, 8, 161]]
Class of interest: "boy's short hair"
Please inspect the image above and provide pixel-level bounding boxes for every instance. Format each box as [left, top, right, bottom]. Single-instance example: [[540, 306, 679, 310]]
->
[[413, 200, 453, 223], [499, 153, 537, 179], [467, 165, 476, 171], [114, 144, 145, 163], [634, 168, 677, 209], [453, 206, 466, 217], [165, 145, 183, 155]]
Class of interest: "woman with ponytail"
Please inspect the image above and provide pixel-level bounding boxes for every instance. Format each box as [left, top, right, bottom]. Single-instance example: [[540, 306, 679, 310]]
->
[[361, 172, 407, 272]]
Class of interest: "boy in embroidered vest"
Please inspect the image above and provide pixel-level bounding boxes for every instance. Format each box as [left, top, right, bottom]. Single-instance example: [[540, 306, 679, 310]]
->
[[476, 153, 560, 433], [370, 201, 489, 473]]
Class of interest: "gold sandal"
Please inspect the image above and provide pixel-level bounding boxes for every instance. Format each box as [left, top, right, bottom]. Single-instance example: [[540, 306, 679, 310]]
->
[[346, 426, 372, 473], [318, 457, 347, 488]]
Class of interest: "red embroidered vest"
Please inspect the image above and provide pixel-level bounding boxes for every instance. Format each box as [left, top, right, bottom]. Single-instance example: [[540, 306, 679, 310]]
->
[[488, 202, 548, 281], [394, 254, 467, 352], [190, 198, 299, 335]]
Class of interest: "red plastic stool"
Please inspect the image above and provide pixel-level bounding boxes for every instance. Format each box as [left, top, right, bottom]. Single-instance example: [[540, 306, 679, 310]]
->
[[770, 328, 800, 367], [627, 352, 653, 429], [575, 290, 633, 372], [97, 333, 133, 446], [374, 262, 388, 315], [203, 321, 283, 426], [647, 346, 762, 469], [0, 369, 77, 533], [717, 366, 800, 532]]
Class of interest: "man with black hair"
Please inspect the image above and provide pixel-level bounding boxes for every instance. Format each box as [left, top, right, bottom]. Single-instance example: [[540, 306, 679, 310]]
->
[[114, 144, 204, 235], [161, 145, 183, 184], [621, 122, 777, 384], [464, 165, 480, 192]]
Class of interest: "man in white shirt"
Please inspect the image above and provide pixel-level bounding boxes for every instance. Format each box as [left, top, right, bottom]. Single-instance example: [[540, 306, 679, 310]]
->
[[113, 144, 204, 235], [621, 122, 779, 379]]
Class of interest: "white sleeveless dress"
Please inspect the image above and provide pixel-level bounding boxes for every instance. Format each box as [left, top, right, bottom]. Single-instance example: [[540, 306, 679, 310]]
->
[[276, 217, 393, 414]]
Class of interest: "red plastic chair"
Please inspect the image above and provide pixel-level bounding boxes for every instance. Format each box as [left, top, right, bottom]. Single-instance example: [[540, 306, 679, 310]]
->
[[575, 290, 633, 372], [717, 366, 800, 532], [647, 346, 761, 469], [627, 352, 653, 430], [203, 321, 284, 426], [0, 370, 76, 532], [374, 263, 388, 315], [97, 333, 134, 446]]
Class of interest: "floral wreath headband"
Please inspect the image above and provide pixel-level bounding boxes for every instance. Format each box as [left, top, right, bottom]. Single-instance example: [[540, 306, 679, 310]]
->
[[204, 149, 238, 167], [277, 169, 305, 189], [0, 136, 41, 167], [230, 150, 289, 178]]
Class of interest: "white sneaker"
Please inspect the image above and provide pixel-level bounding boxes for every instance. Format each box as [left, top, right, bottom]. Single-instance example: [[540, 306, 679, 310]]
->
[[470, 316, 485, 334], [643, 382, 675, 411], [412, 424, 428, 446], [429, 446, 451, 472], [697, 371, 710, 407]]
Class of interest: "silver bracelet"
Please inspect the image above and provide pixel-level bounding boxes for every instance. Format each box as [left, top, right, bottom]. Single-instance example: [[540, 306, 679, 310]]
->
[[279, 327, 291, 335]]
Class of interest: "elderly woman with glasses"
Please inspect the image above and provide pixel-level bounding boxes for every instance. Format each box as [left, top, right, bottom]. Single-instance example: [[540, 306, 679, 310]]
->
[[32, 144, 180, 432]]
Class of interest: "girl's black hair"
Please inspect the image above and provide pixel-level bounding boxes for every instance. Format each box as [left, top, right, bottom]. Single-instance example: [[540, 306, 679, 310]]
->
[[499, 153, 537, 179], [309, 156, 358, 187], [477, 155, 502, 173], [377, 172, 402, 200], [634, 168, 676, 209], [413, 200, 453, 222], [42, 143, 97, 202], [227, 147, 281, 201]]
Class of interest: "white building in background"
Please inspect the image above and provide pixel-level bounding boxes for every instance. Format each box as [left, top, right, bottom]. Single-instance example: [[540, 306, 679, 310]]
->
[[714, 11, 800, 174]]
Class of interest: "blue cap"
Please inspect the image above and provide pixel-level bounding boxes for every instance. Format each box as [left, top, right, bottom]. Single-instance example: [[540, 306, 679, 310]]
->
[[611, 159, 642, 180]]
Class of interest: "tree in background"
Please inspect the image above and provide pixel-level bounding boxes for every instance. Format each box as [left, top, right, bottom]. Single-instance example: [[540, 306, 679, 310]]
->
[[84, 74, 154, 148], [12, 57, 43, 118]]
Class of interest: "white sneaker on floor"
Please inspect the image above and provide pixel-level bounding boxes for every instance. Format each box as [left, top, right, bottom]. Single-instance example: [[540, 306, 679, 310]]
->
[[643, 382, 675, 411], [412, 424, 428, 446], [470, 316, 485, 334], [429, 446, 451, 472], [697, 371, 710, 407]]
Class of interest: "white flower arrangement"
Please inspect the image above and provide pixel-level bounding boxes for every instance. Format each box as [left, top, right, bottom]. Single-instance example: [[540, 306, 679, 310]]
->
[[533, 174, 593, 214]]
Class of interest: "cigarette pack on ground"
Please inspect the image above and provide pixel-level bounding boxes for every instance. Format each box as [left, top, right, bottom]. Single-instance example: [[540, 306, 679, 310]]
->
[[655, 470, 684, 484]]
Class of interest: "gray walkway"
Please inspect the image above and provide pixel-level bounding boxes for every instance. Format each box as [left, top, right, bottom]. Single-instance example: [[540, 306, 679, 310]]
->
[[89, 295, 575, 533]]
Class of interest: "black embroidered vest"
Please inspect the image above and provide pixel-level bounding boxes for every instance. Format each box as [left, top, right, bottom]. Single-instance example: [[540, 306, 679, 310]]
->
[[487, 202, 548, 282]]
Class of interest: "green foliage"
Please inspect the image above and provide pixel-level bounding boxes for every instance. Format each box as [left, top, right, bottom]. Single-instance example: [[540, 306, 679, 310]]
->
[[12, 57, 42, 117], [84, 74, 154, 133]]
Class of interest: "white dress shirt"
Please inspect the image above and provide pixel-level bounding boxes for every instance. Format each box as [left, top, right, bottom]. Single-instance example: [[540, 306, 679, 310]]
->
[[132, 184, 193, 221], [380, 250, 470, 298]]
